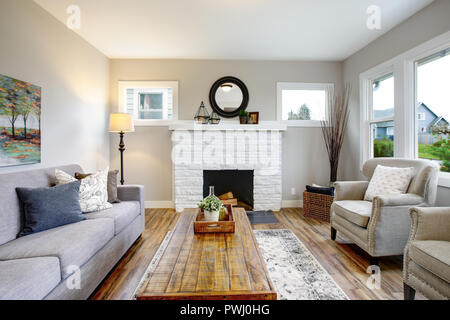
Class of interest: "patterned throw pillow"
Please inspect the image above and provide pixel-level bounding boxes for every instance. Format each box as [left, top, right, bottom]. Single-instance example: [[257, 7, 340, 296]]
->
[[364, 165, 414, 201], [75, 170, 120, 204], [55, 168, 113, 213]]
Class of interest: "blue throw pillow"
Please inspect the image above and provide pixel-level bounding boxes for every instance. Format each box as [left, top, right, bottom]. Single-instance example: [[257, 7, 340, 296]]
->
[[16, 180, 85, 237]]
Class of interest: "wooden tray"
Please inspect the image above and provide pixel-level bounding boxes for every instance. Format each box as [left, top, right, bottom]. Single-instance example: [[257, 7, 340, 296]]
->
[[194, 205, 235, 233]]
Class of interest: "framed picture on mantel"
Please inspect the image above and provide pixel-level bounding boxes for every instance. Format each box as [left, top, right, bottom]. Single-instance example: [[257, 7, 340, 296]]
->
[[249, 112, 259, 124]]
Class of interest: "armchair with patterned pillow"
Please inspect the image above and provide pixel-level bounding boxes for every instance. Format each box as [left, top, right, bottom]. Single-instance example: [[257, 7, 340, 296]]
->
[[330, 158, 439, 264]]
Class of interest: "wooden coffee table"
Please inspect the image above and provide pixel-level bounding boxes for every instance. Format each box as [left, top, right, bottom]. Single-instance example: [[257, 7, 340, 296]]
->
[[137, 207, 277, 300]]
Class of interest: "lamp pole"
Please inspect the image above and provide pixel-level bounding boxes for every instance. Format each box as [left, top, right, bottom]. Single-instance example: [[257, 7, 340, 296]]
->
[[109, 113, 134, 186], [119, 131, 125, 185]]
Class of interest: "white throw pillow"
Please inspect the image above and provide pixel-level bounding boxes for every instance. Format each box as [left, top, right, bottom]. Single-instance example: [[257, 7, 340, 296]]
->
[[55, 168, 113, 213], [364, 165, 414, 201]]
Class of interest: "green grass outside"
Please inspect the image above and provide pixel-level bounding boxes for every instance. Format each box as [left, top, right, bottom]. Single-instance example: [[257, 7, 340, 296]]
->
[[374, 139, 449, 172], [418, 144, 441, 160]]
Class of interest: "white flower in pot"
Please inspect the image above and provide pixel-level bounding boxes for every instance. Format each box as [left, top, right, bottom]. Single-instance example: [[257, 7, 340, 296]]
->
[[198, 195, 224, 222]]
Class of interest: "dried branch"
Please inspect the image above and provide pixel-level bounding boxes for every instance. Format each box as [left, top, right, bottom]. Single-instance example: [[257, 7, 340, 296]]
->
[[321, 84, 351, 183]]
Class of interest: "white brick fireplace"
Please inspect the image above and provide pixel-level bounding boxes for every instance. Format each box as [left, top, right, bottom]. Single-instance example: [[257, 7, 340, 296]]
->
[[170, 122, 287, 212]]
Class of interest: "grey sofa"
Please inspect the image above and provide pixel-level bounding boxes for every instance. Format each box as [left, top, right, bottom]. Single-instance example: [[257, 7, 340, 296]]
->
[[0, 165, 145, 300], [404, 207, 450, 300], [330, 158, 439, 264]]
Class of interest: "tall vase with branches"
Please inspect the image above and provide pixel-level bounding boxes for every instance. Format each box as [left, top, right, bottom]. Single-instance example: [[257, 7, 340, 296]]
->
[[321, 84, 351, 185]]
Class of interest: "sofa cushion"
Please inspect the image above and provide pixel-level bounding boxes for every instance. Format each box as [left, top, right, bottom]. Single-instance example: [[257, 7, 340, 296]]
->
[[55, 168, 113, 213], [16, 181, 85, 237], [0, 164, 82, 246], [409, 240, 450, 283], [76, 170, 121, 204], [84, 201, 140, 235], [0, 219, 114, 279], [0, 257, 61, 300], [333, 200, 372, 228]]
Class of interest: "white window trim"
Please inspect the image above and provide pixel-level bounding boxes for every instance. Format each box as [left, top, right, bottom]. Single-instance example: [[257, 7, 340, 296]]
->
[[118, 80, 179, 126], [276, 82, 334, 127], [359, 30, 450, 187]]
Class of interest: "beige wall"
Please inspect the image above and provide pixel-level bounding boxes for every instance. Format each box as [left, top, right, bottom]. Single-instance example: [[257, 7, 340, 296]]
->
[[342, 0, 450, 205], [0, 0, 109, 174], [109, 59, 343, 204]]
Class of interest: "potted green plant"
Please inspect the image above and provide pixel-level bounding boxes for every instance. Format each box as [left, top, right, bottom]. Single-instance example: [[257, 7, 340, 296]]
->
[[239, 110, 249, 124], [198, 192, 224, 222]]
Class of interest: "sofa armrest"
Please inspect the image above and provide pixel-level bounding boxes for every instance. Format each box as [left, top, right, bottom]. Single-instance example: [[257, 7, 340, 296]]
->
[[374, 194, 424, 207], [117, 185, 145, 215], [334, 181, 369, 201], [409, 207, 450, 242]]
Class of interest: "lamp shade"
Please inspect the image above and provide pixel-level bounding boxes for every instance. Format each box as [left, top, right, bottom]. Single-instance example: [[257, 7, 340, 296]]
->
[[109, 113, 135, 133]]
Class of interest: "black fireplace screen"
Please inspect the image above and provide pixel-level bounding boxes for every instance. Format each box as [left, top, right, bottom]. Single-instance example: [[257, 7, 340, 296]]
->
[[203, 170, 254, 209]]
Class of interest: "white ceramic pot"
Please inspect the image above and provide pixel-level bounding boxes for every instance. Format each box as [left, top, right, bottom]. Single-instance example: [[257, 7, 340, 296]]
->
[[204, 210, 220, 222]]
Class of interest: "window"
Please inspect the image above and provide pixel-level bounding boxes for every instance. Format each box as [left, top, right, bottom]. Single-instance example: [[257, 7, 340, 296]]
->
[[360, 31, 450, 187], [118, 81, 178, 125], [276, 82, 334, 126], [370, 73, 395, 158], [415, 48, 450, 173]]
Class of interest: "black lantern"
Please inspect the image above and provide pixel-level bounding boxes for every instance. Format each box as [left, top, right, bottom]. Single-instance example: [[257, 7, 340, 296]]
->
[[194, 101, 210, 124], [209, 111, 221, 124]]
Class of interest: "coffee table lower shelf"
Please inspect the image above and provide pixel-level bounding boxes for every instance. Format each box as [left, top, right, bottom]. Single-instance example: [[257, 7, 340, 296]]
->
[[136, 208, 277, 300]]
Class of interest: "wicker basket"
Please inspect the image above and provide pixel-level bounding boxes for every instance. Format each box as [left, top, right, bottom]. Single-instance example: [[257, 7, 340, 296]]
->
[[302, 191, 334, 222]]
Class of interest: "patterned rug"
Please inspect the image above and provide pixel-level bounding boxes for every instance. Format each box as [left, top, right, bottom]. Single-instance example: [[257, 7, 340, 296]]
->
[[133, 229, 348, 300], [254, 229, 348, 300]]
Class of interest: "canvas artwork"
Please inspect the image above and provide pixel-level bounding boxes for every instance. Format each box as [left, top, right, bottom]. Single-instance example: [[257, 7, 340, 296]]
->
[[0, 74, 41, 167]]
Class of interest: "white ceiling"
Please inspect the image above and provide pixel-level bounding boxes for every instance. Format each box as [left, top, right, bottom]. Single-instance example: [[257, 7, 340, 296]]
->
[[34, 0, 434, 61]]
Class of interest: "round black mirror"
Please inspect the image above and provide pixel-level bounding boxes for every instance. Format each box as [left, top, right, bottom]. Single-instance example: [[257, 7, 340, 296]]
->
[[209, 76, 249, 118]]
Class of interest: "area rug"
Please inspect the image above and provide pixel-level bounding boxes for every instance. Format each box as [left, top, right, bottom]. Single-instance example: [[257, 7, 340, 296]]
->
[[246, 210, 279, 224], [133, 229, 348, 300], [253, 229, 348, 300]]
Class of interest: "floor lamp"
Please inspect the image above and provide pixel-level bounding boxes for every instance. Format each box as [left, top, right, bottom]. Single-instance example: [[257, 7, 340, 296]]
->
[[109, 113, 135, 185]]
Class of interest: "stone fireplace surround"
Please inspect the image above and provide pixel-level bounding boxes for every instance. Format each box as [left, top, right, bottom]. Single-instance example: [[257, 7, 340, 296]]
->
[[170, 122, 287, 212]]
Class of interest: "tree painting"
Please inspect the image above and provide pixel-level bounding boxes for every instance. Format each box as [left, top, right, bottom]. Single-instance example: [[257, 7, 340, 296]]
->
[[0, 74, 41, 167]]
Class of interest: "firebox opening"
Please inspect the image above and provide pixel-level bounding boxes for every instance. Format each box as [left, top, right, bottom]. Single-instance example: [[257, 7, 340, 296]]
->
[[203, 170, 254, 210]]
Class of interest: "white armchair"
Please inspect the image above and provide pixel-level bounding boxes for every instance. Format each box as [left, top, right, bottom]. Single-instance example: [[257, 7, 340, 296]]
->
[[330, 158, 440, 264]]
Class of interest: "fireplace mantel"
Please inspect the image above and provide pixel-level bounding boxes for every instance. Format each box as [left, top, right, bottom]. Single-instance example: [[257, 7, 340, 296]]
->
[[171, 121, 283, 212], [169, 120, 287, 131]]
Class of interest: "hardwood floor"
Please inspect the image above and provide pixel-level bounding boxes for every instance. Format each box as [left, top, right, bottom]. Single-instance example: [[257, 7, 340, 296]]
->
[[91, 208, 424, 300]]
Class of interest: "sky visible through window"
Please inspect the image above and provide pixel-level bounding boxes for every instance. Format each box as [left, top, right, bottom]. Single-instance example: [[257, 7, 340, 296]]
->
[[372, 76, 394, 118], [371, 53, 449, 121], [417, 53, 450, 121], [282, 90, 326, 121]]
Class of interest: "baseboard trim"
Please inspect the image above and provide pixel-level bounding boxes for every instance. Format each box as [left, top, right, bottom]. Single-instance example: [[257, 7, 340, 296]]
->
[[145, 201, 175, 209], [281, 200, 303, 208]]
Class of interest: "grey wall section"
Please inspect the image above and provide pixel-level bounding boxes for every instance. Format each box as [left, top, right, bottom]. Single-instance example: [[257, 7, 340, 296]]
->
[[109, 59, 342, 203], [342, 0, 450, 205], [0, 0, 109, 174]]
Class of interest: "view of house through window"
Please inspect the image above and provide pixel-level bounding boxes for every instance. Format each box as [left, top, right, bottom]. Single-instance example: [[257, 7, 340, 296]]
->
[[371, 73, 395, 157], [416, 48, 450, 173], [128, 88, 172, 120], [416, 48, 450, 172], [119, 81, 178, 122]]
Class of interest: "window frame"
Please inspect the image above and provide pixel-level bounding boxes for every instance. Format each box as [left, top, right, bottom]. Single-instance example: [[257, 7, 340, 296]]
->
[[118, 80, 179, 126], [367, 72, 396, 159], [359, 31, 450, 187], [276, 82, 334, 127]]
